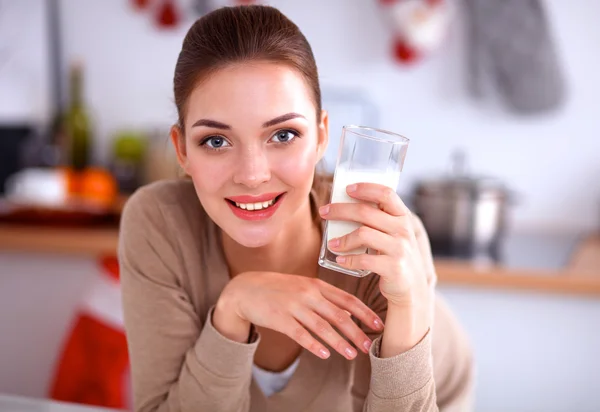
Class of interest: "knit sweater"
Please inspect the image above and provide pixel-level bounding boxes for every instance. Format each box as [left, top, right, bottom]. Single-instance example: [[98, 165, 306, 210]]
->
[[118, 179, 474, 412]]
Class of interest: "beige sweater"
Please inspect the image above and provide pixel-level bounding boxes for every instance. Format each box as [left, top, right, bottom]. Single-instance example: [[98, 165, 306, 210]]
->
[[118, 179, 474, 412]]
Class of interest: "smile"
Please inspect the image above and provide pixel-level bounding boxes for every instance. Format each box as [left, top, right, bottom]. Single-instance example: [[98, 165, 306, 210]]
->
[[225, 193, 286, 221], [232, 197, 278, 211]]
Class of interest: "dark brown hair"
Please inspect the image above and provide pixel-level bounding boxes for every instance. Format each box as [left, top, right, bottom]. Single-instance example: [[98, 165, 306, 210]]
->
[[173, 5, 331, 210], [173, 5, 321, 129]]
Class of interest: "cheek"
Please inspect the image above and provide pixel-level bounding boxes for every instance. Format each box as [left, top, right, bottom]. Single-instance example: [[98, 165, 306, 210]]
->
[[186, 150, 232, 195], [271, 142, 317, 187]]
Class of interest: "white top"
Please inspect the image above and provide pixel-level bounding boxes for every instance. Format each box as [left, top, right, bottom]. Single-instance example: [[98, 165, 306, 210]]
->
[[252, 357, 301, 397]]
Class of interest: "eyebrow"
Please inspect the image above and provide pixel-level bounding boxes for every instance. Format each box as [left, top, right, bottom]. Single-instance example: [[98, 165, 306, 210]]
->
[[262, 112, 306, 128], [191, 112, 306, 130]]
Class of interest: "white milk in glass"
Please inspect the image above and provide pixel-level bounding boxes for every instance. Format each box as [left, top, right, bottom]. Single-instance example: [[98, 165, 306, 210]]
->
[[327, 162, 401, 255]]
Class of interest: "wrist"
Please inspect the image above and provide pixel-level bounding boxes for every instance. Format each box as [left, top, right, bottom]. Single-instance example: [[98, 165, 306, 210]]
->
[[213, 287, 251, 343], [380, 303, 430, 358]]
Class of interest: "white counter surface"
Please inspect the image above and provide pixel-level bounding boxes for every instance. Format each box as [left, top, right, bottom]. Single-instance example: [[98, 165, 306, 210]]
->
[[0, 395, 121, 412]]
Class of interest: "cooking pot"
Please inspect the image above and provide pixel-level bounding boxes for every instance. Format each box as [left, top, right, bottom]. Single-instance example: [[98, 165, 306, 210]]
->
[[411, 154, 516, 258]]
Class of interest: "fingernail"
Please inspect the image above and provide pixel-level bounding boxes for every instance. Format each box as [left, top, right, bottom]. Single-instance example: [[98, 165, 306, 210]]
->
[[319, 348, 330, 359], [345, 347, 357, 359], [336, 256, 346, 264], [319, 205, 330, 215], [328, 238, 340, 248], [347, 184, 357, 193], [374, 319, 384, 329], [363, 340, 372, 351]]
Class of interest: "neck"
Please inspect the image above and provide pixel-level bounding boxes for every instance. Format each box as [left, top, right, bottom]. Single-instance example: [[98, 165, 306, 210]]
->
[[222, 196, 322, 278]]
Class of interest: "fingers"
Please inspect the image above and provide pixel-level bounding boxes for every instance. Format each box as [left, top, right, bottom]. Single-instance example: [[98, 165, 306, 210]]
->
[[346, 183, 408, 217], [281, 318, 331, 360], [328, 225, 398, 256], [317, 279, 384, 331], [314, 299, 374, 354], [335, 253, 403, 279], [295, 309, 358, 360], [320, 202, 409, 237]]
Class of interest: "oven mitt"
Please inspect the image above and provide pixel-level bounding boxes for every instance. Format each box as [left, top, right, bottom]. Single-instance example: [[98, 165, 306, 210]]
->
[[465, 0, 567, 114]]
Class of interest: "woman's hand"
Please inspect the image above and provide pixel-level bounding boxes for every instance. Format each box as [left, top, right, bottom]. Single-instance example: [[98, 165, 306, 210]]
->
[[214, 272, 384, 360], [318, 183, 434, 354]]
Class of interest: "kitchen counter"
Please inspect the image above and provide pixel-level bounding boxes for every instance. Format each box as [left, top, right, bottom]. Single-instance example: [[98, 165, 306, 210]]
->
[[0, 223, 119, 256], [0, 222, 598, 297], [0, 394, 120, 411]]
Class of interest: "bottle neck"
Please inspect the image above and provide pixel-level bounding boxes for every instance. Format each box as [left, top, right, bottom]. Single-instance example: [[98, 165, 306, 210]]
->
[[69, 67, 84, 109]]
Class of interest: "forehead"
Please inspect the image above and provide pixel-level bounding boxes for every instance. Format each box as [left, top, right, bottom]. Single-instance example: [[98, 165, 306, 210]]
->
[[186, 62, 317, 125]]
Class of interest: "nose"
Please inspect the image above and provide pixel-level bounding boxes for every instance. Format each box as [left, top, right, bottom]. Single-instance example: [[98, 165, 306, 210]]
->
[[233, 146, 271, 188]]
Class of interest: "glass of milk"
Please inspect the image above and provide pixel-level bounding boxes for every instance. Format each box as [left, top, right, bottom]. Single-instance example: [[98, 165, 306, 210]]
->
[[318, 126, 409, 277]]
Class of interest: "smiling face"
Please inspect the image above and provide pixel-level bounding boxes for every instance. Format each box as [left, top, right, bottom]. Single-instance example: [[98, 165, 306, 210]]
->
[[171, 62, 329, 248]]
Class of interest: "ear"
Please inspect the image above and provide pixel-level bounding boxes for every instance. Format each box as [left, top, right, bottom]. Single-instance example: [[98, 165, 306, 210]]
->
[[170, 125, 189, 173], [316, 109, 329, 163]]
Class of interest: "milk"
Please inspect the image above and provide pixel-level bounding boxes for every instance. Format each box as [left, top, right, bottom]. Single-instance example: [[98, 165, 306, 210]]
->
[[327, 163, 401, 255]]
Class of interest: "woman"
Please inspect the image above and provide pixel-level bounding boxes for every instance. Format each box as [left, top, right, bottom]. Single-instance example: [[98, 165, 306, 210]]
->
[[119, 5, 474, 412]]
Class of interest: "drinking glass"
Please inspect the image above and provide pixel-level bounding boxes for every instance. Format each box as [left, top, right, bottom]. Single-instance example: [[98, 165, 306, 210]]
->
[[318, 126, 409, 277]]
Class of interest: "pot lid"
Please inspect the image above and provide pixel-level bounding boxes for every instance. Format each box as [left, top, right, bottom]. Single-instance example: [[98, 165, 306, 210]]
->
[[415, 150, 509, 198], [416, 175, 507, 195]]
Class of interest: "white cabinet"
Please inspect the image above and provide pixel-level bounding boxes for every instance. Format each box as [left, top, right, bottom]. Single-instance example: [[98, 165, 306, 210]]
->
[[440, 286, 600, 412]]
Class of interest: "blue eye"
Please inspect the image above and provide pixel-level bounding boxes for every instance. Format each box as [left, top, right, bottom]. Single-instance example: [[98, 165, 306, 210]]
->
[[201, 136, 231, 150], [270, 129, 299, 144]]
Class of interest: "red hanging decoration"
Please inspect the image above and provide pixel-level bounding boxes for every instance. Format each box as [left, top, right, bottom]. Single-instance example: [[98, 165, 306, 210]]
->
[[131, 0, 151, 10], [155, 0, 180, 28], [379, 0, 450, 65]]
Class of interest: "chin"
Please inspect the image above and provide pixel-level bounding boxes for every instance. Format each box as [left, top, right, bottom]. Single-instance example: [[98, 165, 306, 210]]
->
[[225, 225, 277, 248]]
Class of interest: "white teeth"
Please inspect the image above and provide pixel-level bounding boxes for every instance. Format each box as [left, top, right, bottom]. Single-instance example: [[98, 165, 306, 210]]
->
[[233, 197, 278, 211]]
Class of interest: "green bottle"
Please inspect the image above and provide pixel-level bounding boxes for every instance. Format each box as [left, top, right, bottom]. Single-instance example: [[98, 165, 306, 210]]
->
[[65, 62, 92, 170]]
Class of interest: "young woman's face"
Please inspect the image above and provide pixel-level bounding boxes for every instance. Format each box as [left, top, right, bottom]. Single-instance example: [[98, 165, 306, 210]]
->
[[172, 62, 328, 247]]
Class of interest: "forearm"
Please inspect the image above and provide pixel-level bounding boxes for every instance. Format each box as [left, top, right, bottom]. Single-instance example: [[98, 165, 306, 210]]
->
[[380, 303, 430, 358], [175, 306, 258, 412], [214, 288, 251, 343]]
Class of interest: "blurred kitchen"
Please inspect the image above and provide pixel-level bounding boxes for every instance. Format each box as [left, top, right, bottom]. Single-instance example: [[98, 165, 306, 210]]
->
[[1, 0, 599, 411]]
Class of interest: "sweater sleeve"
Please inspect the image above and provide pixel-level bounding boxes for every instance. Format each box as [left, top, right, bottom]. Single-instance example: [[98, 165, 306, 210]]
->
[[118, 186, 259, 412], [351, 214, 475, 412]]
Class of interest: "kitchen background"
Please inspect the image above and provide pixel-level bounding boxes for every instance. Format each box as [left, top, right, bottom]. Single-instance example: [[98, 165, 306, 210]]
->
[[0, 1, 599, 412]]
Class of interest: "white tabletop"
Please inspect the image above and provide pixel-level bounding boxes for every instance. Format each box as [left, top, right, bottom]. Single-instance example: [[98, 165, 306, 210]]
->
[[0, 394, 121, 412]]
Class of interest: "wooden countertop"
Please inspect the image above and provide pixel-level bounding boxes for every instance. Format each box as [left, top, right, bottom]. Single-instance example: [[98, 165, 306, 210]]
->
[[0, 224, 120, 256], [0, 222, 598, 297]]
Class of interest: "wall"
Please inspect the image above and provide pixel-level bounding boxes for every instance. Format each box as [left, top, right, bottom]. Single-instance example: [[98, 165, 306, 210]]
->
[[1, 0, 597, 231], [0, 0, 50, 122], [1, 252, 600, 412]]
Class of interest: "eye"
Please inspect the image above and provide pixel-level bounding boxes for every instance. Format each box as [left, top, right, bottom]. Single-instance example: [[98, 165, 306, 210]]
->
[[270, 129, 299, 144], [201, 136, 231, 150]]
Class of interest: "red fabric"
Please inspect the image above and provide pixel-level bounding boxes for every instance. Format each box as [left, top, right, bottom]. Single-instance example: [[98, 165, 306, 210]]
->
[[49, 255, 129, 409], [49, 315, 129, 408], [101, 255, 120, 282]]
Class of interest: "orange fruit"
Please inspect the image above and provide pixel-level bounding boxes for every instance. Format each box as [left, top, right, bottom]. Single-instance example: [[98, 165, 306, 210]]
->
[[79, 168, 117, 209]]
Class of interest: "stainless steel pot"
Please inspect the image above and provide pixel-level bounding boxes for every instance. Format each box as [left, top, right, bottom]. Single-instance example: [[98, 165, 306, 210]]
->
[[411, 153, 515, 258]]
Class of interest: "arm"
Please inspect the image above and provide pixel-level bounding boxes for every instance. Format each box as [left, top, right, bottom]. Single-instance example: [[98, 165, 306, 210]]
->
[[118, 187, 259, 412], [321, 186, 474, 412], [354, 214, 473, 412]]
